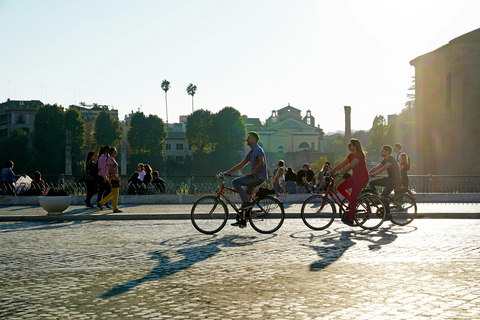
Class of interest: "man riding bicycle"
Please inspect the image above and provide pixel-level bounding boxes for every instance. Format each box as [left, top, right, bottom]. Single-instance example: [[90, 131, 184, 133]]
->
[[368, 145, 401, 200], [223, 131, 267, 227]]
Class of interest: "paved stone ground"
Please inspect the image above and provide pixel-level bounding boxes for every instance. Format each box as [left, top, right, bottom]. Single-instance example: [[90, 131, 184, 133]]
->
[[1, 219, 480, 319], [0, 202, 479, 220]]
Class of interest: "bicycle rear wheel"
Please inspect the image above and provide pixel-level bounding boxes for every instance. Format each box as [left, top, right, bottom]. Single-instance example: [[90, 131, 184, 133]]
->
[[389, 193, 417, 226], [249, 196, 285, 234], [191, 196, 228, 234], [354, 194, 386, 230], [300, 195, 336, 230]]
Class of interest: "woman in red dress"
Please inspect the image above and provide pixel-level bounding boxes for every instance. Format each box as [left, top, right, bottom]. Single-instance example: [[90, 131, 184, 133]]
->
[[328, 139, 369, 226]]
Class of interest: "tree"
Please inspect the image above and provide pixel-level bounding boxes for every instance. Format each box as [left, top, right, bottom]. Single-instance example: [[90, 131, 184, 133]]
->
[[369, 115, 388, 156], [92, 109, 122, 150], [128, 112, 167, 172], [0, 129, 32, 174], [32, 104, 66, 174], [161, 79, 171, 124], [185, 109, 214, 153], [352, 130, 370, 153], [310, 156, 328, 174], [404, 76, 415, 109], [64, 107, 86, 174], [186, 83, 197, 113], [212, 107, 246, 153]]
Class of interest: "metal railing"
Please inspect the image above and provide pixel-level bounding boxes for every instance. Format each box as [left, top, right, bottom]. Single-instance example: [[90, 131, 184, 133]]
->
[[2, 174, 480, 197]]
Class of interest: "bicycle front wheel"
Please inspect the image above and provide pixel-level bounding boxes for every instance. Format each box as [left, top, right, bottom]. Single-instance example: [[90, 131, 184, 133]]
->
[[301, 195, 336, 230], [389, 193, 417, 226], [191, 196, 228, 234], [354, 194, 386, 230], [249, 196, 285, 234]]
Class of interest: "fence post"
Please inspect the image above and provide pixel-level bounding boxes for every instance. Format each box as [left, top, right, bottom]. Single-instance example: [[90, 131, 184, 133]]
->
[[190, 174, 195, 194], [59, 173, 65, 190]]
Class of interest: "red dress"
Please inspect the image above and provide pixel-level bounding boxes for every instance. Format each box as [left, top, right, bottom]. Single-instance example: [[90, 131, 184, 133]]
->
[[336, 152, 369, 220]]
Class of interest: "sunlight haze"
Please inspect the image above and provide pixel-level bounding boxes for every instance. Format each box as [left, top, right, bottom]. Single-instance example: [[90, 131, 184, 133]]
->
[[1, 0, 479, 133]]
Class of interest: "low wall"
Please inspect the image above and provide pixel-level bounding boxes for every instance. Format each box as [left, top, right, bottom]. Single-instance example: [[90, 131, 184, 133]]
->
[[1, 193, 479, 205]]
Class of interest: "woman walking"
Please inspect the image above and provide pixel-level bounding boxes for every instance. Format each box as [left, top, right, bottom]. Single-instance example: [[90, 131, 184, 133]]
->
[[98, 148, 122, 213], [328, 139, 369, 226], [97, 145, 111, 209], [84, 152, 97, 208], [399, 153, 410, 188]]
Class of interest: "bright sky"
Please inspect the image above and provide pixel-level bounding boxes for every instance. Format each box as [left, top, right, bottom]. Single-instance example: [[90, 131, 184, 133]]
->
[[1, 0, 479, 133]]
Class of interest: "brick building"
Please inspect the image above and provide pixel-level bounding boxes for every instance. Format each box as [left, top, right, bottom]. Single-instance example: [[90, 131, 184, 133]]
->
[[410, 28, 480, 175]]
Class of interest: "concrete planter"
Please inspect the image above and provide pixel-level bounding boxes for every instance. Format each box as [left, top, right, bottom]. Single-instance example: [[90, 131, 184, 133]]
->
[[38, 196, 72, 215]]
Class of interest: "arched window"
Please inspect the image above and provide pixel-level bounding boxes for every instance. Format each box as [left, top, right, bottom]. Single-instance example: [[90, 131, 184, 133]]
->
[[17, 114, 25, 124], [298, 141, 310, 149], [277, 145, 285, 153]]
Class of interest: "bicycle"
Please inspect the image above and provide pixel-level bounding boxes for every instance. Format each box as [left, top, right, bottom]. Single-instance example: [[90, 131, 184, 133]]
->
[[300, 174, 386, 231], [360, 184, 417, 226], [191, 173, 285, 234]]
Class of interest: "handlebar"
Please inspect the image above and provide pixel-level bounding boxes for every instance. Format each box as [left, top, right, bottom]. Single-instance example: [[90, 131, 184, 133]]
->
[[216, 172, 232, 179]]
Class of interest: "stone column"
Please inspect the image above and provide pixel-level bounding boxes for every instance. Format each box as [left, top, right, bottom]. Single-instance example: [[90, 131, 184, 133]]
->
[[65, 130, 72, 176], [344, 106, 351, 147]]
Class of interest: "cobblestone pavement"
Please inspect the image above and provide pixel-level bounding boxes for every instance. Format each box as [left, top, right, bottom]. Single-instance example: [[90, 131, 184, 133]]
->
[[1, 219, 480, 319]]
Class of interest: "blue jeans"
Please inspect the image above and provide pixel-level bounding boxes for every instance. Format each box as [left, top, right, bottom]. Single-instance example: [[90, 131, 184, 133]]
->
[[232, 175, 264, 203]]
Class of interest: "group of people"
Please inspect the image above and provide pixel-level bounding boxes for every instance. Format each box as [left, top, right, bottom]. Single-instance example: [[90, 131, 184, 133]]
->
[[84, 146, 122, 212], [328, 141, 410, 226], [272, 161, 318, 194], [127, 163, 166, 195], [220, 130, 410, 228], [1, 161, 46, 196], [84, 147, 167, 212]]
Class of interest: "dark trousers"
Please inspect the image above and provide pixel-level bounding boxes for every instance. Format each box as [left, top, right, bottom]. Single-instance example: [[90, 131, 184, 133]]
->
[[85, 180, 97, 205], [369, 177, 400, 198], [97, 176, 111, 204]]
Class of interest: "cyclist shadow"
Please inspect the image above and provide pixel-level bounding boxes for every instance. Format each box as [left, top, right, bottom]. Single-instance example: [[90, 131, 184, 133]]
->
[[99, 234, 264, 299], [305, 226, 398, 271]]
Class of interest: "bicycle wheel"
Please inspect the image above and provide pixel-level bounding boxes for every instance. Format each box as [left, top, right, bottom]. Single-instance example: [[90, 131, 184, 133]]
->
[[249, 196, 285, 234], [354, 194, 386, 230], [300, 195, 336, 230], [191, 196, 228, 234], [389, 193, 417, 226]]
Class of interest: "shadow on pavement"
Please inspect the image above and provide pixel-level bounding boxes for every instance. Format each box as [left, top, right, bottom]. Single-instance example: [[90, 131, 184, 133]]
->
[[100, 233, 275, 299], [0, 220, 95, 232], [292, 225, 408, 271]]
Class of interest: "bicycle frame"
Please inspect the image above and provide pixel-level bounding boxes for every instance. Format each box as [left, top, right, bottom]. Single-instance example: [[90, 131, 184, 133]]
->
[[214, 178, 262, 220], [320, 182, 348, 214]]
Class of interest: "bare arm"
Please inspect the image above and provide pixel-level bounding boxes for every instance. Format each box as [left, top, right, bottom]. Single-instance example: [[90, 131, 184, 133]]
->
[[225, 158, 250, 174], [370, 162, 391, 177], [328, 158, 350, 175], [338, 158, 359, 175]]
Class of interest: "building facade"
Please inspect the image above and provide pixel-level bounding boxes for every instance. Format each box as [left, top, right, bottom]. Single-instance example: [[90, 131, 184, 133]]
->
[[0, 99, 44, 140], [410, 28, 480, 175]]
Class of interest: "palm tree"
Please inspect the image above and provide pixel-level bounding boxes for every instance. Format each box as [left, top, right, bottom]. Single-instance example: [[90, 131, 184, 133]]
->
[[186, 83, 197, 113], [161, 79, 171, 124]]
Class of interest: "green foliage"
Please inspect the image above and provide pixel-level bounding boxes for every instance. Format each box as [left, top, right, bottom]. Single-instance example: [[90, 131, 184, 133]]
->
[[64, 107, 86, 174], [310, 156, 328, 174], [369, 115, 388, 155], [185, 109, 214, 153], [92, 109, 122, 150], [352, 130, 370, 153], [127, 112, 167, 173], [32, 104, 66, 174], [212, 107, 247, 154], [0, 129, 32, 174], [333, 155, 345, 167]]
